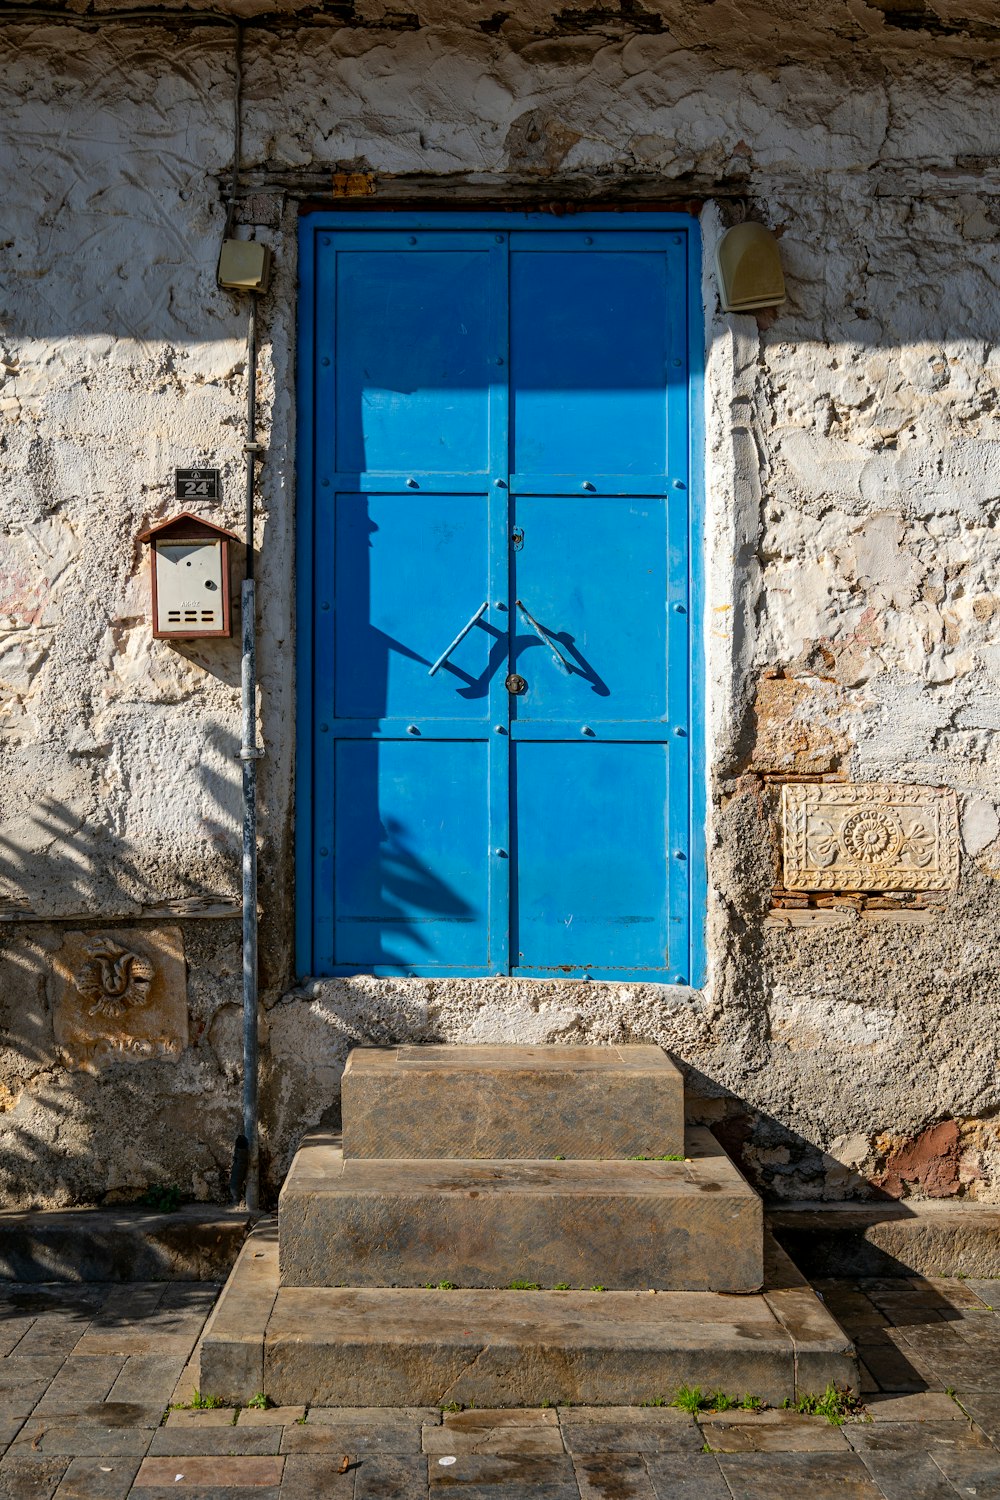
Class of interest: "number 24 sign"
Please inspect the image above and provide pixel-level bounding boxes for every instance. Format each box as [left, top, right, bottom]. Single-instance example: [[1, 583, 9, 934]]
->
[[175, 468, 220, 501]]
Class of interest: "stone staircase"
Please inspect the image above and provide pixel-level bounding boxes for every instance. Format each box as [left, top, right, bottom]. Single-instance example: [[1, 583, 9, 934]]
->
[[201, 1044, 856, 1407]]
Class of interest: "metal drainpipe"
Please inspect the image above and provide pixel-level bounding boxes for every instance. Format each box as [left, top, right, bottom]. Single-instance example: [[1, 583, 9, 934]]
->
[[239, 293, 264, 1211]]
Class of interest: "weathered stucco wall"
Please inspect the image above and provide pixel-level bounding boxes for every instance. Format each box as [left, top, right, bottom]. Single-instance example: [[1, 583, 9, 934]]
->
[[1, 2, 998, 1207]]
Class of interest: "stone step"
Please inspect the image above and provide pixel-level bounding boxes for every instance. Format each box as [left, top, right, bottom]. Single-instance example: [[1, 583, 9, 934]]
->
[[278, 1128, 762, 1293], [201, 1229, 856, 1408], [341, 1044, 685, 1161]]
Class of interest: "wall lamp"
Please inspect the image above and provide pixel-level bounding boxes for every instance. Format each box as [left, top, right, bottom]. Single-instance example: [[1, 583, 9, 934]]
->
[[715, 222, 785, 312]]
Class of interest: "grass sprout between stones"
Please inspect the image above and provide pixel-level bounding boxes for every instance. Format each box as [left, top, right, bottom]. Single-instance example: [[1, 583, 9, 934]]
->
[[670, 1385, 764, 1414], [628, 1154, 686, 1162], [782, 1384, 864, 1424]]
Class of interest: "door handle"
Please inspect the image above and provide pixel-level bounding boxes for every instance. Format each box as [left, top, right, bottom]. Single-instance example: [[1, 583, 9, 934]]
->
[[515, 600, 573, 676], [428, 601, 489, 676]]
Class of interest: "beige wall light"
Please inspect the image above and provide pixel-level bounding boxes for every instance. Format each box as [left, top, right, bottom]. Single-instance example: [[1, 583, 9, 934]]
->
[[218, 238, 272, 294], [715, 222, 785, 312]]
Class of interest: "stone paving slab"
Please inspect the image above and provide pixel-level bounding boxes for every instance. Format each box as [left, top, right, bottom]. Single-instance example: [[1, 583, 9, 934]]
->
[[165, 1409, 237, 1428], [0, 1387, 49, 1422], [957, 1391, 1000, 1441], [54, 1456, 142, 1499], [844, 1417, 994, 1456], [558, 1405, 697, 1426], [280, 1420, 422, 1453], [106, 1355, 190, 1409], [444, 1409, 559, 1430], [853, 1449, 963, 1500], [147, 1427, 282, 1457], [354, 1453, 428, 1497], [928, 1445, 1000, 1494], [307, 1405, 441, 1426], [34, 1356, 126, 1415], [574, 1453, 655, 1500], [718, 1452, 884, 1498], [57, 1402, 162, 1430], [0, 1455, 68, 1500], [235, 1406, 305, 1426], [644, 1452, 732, 1499], [11, 1423, 153, 1458], [865, 1390, 966, 1420], [133, 1455, 284, 1487], [423, 1422, 565, 1454], [560, 1418, 701, 1455], [129, 1492, 281, 1500], [702, 1418, 850, 1452], [424, 1453, 579, 1492], [276, 1454, 356, 1497]]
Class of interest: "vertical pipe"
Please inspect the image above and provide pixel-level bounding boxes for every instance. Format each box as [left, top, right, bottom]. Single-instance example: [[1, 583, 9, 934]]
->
[[241, 295, 260, 1211]]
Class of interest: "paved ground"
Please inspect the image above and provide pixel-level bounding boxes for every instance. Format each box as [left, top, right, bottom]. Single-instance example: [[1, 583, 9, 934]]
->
[[2, 1273, 1000, 1497]]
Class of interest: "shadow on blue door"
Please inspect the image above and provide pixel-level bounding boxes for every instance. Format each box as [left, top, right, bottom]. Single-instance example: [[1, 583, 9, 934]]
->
[[331, 502, 480, 967], [298, 213, 699, 982]]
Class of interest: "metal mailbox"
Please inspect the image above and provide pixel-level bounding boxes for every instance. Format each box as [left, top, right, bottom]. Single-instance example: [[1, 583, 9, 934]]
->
[[137, 512, 238, 639]]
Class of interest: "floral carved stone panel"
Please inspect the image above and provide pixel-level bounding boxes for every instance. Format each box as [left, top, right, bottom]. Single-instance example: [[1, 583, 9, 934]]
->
[[781, 783, 959, 892], [51, 926, 188, 1073]]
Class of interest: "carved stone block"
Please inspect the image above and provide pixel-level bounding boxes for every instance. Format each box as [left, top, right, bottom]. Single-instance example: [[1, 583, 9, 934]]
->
[[51, 927, 188, 1073], [781, 783, 959, 892]]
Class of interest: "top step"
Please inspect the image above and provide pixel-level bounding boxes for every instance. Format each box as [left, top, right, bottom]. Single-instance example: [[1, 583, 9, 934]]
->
[[341, 1044, 684, 1160]]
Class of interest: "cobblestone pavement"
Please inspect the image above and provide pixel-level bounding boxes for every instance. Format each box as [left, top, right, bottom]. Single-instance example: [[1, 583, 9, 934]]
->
[[2, 1274, 1000, 1497]]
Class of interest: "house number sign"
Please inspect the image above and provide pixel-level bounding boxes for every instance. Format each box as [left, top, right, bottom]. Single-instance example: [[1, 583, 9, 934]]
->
[[175, 468, 220, 501]]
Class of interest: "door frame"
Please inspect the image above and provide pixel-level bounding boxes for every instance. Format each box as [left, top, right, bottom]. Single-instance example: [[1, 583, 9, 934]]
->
[[294, 209, 707, 987]]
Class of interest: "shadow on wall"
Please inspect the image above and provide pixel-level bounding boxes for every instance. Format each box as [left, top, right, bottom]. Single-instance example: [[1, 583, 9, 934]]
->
[[0, 708, 243, 914], [0, 760, 247, 1209]]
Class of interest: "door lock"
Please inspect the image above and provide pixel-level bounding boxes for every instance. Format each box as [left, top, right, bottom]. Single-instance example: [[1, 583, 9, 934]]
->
[[505, 673, 528, 695]]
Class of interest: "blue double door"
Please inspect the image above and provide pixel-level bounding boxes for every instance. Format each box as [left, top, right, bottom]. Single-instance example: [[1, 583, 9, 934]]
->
[[299, 215, 695, 981]]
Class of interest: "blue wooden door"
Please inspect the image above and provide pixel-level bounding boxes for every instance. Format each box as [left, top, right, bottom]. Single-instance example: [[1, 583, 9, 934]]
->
[[297, 215, 698, 983]]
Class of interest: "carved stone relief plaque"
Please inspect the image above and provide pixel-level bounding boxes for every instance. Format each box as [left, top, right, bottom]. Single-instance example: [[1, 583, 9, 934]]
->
[[51, 926, 188, 1073], [781, 783, 959, 892]]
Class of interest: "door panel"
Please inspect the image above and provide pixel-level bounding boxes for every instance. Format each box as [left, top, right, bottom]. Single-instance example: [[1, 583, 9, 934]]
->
[[333, 491, 493, 720], [512, 741, 669, 974], [510, 243, 674, 482], [333, 738, 490, 968], [510, 494, 669, 724], [333, 247, 493, 476]]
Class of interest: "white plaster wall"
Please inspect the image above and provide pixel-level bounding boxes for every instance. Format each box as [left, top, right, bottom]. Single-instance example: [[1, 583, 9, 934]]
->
[[1, 10, 998, 1205]]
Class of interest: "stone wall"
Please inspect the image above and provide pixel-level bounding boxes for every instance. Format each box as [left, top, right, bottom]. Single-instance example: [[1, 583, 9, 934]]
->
[[1, 1, 998, 1207]]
